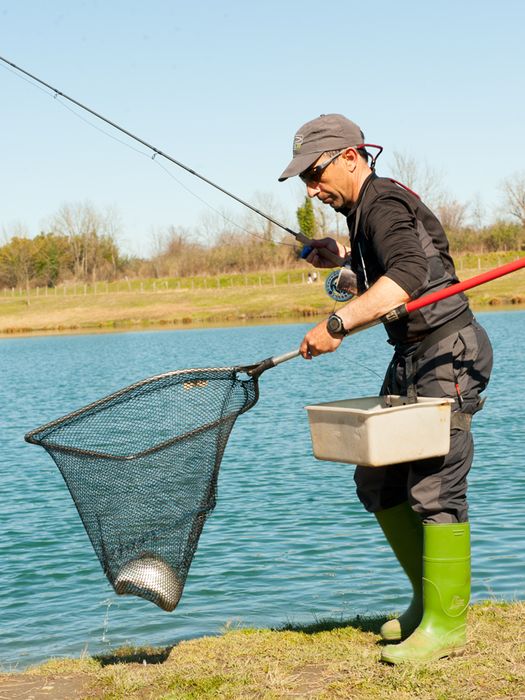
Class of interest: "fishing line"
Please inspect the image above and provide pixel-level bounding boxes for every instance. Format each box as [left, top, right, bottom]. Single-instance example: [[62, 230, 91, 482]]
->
[[53, 93, 297, 247], [151, 159, 296, 247], [352, 360, 385, 383], [0, 59, 53, 99], [0, 55, 305, 249]]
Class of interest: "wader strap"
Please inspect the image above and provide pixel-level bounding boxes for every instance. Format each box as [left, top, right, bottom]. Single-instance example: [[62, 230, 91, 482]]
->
[[405, 308, 473, 404], [411, 308, 473, 365], [405, 355, 417, 404], [450, 412, 472, 431]]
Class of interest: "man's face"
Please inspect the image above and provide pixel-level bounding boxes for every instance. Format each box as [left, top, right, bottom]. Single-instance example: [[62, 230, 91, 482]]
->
[[300, 149, 355, 209]]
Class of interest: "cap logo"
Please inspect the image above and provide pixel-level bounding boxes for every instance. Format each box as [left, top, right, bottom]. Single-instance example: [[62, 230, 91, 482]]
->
[[293, 134, 304, 154]]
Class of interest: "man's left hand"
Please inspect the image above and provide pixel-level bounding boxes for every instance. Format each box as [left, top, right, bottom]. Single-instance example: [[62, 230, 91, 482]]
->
[[300, 320, 343, 359]]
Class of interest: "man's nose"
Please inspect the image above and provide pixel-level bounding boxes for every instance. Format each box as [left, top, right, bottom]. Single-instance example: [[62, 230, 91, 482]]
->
[[306, 182, 321, 198]]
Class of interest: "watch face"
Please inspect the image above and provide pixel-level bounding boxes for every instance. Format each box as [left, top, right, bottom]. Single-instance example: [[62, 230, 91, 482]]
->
[[327, 315, 343, 334]]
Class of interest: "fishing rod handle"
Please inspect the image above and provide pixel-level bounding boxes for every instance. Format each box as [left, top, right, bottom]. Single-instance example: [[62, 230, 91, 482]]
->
[[294, 231, 347, 267]]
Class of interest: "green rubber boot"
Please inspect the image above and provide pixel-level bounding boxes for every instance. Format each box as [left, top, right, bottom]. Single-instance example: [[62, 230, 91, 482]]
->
[[375, 502, 423, 642], [381, 522, 470, 665]]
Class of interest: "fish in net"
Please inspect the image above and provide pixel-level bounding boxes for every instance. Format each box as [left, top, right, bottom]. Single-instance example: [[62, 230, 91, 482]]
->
[[24, 350, 298, 611]]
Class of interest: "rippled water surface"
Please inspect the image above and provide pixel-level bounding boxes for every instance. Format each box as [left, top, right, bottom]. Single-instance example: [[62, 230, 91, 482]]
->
[[1, 311, 524, 668]]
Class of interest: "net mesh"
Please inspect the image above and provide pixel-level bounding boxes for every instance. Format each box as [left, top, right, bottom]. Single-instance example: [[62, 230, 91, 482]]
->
[[26, 366, 259, 611]]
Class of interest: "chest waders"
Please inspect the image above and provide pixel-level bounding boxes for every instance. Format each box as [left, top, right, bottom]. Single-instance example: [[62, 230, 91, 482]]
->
[[377, 310, 474, 658], [350, 182, 476, 663], [390, 307, 473, 411]]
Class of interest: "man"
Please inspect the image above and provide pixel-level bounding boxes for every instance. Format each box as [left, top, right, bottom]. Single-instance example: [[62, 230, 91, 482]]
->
[[278, 114, 493, 664]]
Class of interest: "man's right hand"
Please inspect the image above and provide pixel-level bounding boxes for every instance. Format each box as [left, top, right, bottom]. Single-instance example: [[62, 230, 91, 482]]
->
[[305, 237, 348, 268]]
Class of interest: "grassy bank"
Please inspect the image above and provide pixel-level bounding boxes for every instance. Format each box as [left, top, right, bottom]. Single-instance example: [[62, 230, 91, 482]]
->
[[1, 253, 524, 335], [1, 602, 523, 699]]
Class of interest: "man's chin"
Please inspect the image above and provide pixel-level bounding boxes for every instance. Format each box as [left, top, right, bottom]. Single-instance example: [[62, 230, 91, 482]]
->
[[319, 195, 342, 209]]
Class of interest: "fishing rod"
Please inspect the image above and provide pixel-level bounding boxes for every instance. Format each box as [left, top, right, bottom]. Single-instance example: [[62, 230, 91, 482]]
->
[[0, 54, 344, 267]]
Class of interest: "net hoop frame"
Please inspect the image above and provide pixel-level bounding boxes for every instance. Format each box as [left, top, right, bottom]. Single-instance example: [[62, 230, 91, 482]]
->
[[24, 364, 259, 460]]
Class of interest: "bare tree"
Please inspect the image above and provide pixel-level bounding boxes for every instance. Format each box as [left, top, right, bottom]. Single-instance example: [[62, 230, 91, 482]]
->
[[435, 196, 469, 232], [1, 222, 29, 243], [244, 191, 287, 243], [149, 225, 205, 277], [470, 194, 487, 230], [196, 209, 228, 244], [49, 201, 120, 281], [0, 224, 34, 303], [501, 172, 525, 226], [313, 200, 345, 238], [390, 151, 444, 207], [313, 200, 329, 237]]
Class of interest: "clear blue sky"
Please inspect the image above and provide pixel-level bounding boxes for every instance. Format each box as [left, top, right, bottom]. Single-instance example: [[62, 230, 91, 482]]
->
[[1, 0, 524, 255]]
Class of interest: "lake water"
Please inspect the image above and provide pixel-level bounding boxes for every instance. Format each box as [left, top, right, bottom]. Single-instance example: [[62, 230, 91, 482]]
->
[[1, 311, 524, 670]]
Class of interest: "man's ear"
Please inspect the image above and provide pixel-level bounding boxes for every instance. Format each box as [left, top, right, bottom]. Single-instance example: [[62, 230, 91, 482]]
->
[[342, 147, 359, 172]]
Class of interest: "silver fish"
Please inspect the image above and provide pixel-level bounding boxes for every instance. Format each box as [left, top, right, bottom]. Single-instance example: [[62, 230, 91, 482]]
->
[[114, 553, 183, 612]]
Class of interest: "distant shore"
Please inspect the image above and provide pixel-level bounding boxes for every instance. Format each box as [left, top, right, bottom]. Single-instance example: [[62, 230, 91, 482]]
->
[[1, 602, 523, 698], [1, 262, 524, 338]]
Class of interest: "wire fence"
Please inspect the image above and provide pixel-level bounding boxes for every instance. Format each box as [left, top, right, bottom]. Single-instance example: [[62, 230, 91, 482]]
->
[[1, 270, 325, 301], [2, 252, 522, 301]]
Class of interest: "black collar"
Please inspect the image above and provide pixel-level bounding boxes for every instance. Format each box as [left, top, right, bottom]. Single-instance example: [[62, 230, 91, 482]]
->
[[346, 171, 377, 218]]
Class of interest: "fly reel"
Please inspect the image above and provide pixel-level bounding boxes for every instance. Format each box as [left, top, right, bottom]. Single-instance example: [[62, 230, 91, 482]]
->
[[324, 267, 357, 303]]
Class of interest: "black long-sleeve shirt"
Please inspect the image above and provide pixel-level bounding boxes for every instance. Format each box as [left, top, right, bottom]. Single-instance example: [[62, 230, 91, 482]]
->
[[346, 174, 471, 344]]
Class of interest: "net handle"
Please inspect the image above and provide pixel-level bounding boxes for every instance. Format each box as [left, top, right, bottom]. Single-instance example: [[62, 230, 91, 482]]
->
[[271, 349, 301, 366], [245, 349, 300, 379]]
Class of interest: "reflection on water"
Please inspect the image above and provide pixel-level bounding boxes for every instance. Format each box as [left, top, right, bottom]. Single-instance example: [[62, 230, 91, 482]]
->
[[1, 311, 524, 668]]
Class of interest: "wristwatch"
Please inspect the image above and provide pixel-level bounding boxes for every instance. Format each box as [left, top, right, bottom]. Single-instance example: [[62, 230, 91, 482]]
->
[[326, 313, 347, 336]]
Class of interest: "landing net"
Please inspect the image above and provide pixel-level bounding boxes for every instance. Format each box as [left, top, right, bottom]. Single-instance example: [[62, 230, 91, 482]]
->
[[25, 366, 258, 611]]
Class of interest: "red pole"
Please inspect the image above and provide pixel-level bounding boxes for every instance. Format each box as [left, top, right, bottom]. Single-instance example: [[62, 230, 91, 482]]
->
[[405, 257, 525, 314]]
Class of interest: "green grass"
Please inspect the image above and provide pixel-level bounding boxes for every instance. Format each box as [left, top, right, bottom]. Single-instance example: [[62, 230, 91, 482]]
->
[[2, 602, 524, 699]]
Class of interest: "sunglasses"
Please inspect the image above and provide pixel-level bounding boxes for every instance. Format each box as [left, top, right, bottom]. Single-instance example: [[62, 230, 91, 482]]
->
[[299, 150, 345, 185]]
